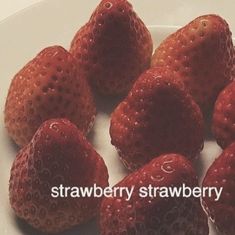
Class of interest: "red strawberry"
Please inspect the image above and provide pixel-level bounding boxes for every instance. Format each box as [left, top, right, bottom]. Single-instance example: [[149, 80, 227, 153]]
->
[[152, 14, 234, 109], [70, 0, 153, 95], [4, 46, 96, 147], [9, 119, 109, 233], [212, 80, 235, 149], [100, 154, 209, 235], [110, 67, 204, 171], [202, 142, 235, 235]]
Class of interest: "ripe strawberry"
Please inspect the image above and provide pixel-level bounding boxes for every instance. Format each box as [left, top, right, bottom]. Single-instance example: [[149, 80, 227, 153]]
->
[[100, 154, 209, 235], [202, 142, 235, 235], [4, 46, 96, 147], [9, 119, 109, 233], [110, 67, 204, 171], [212, 81, 235, 149], [70, 0, 153, 95], [152, 14, 234, 109]]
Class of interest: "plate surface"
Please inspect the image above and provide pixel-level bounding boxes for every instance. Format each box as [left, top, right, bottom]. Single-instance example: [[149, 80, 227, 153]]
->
[[0, 1, 226, 235]]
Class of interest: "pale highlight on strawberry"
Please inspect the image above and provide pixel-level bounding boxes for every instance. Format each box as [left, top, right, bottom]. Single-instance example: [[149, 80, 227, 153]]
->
[[4, 46, 96, 147], [100, 154, 209, 235], [152, 14, 234, 109], [9, 119, 109, 233], [70, 0, 153, 95]]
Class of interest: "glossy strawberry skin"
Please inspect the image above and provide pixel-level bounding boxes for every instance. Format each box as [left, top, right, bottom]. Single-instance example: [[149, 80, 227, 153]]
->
[[110, 67, 204, 171], [4, 46, 96, 147], [152, 14, 234, 109], [202, 142, 235, 235], [100, 154, 209, 235], [70, 0, 153, 95], [212, 81, 235, 149], [9, 119, 109, 234]]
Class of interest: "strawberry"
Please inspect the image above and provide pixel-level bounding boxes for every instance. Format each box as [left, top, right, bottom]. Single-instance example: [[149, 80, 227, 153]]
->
[[110, 67, 204, 171], [212, 81, 235, 149], [151, 14, 234, 109], [202, 142, 235, 235], [70, 0, 153, 95], [100, 154, 209, 235], [9, 118, 109, 233], [4, 46, 96, 147]]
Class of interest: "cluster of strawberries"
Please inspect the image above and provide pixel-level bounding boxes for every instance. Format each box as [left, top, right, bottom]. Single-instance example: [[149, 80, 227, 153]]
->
[[4, 0, 235, 234]]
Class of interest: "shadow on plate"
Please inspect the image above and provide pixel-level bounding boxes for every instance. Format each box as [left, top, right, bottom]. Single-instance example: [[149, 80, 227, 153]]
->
[[88, 91, 125, 144], [203, 109, 214, 141], [194, 108, 219, 184], [194, 153, 205, 185], [3, 125, 20, 156], [93, 91, 125, 116]]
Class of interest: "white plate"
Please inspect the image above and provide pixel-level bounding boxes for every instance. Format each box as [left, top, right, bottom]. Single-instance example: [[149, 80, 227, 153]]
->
[[0, 1, 227, 235]]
